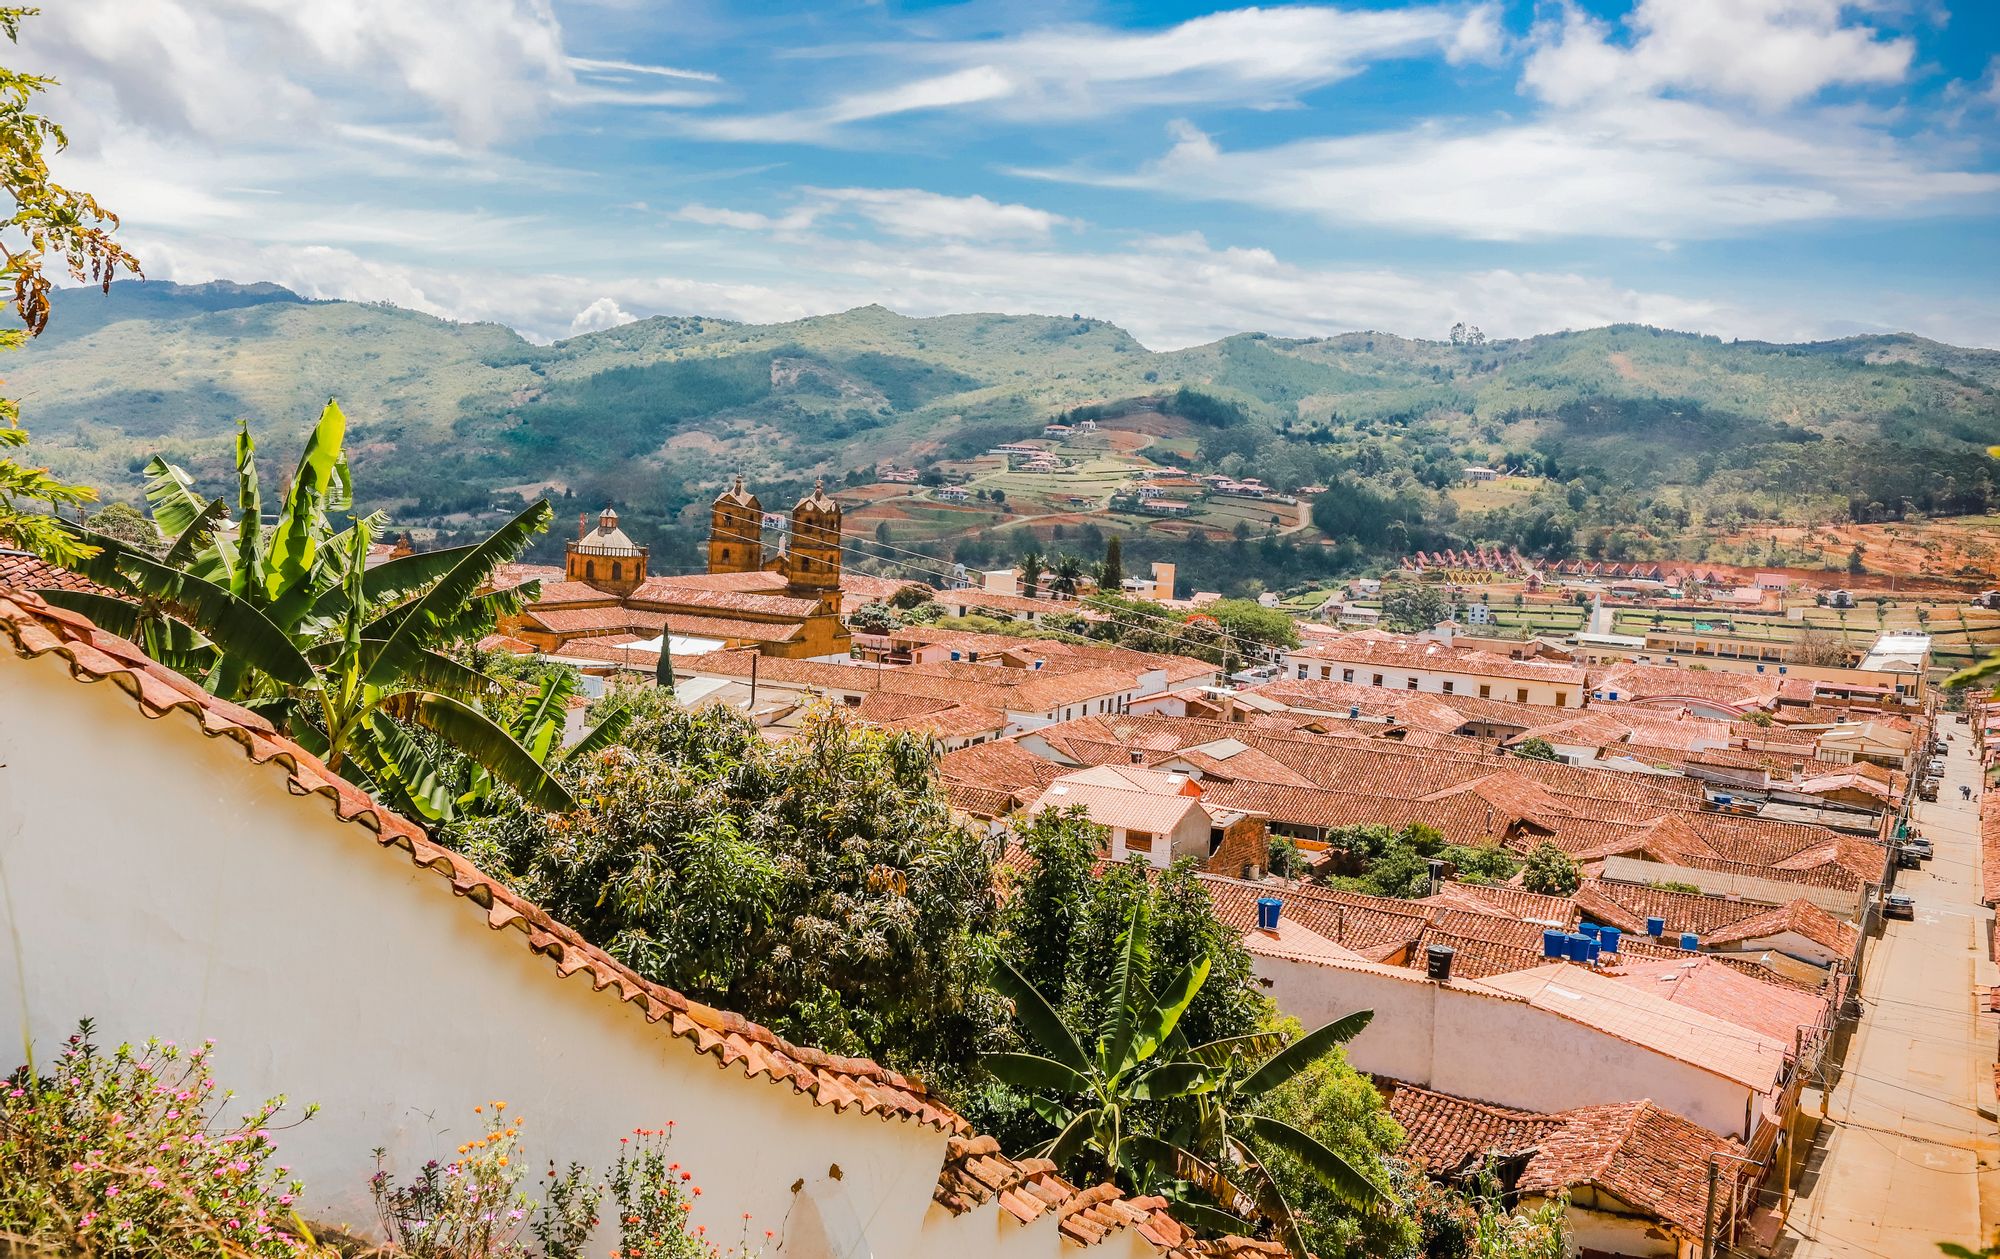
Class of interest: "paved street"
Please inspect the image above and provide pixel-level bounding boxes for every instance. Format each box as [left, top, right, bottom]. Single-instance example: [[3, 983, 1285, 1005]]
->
[[1784, 721, 1999, 1258]]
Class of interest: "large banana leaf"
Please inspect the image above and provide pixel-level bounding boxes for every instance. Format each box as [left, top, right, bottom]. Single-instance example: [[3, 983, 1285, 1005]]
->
[[231, 423, 266, 600], [994, 958, 1090, 1074], [1236, 1010, 1373, 1099], [363, 499, 550, 685], [356, 711, 457, 822], [401, 691, 577, 813], [66, 532, 315, 686], [1130, 957, 1210, 1066], [1240, 1114, 1386, 1209], [567, 699, 635, 760], [141, 456, 212, 540], [34, 588, 217, 677], [985, 1052, 1091, 1096], [1101, 899, 1153, 1075], [311, 541, 476, 623], [265, 399, 347, 602], [1126, 1059, 1217, 1102], [162, 497, 230, 571]]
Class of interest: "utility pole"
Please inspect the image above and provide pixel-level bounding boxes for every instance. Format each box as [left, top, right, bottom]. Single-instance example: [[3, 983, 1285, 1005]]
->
[[1702, 1159, 1719, 1259]]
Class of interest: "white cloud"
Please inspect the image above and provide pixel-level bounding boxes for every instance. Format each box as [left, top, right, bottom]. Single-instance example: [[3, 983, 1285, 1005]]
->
[[1522, 0, 1914, 111], [682, 188, 1076, 240], [566, 56, 720, 83], [569, 297, 636, 335], [26, 0, 571, 147], [1056, 102, 1998, 241], [688, 4, 1497, 141]]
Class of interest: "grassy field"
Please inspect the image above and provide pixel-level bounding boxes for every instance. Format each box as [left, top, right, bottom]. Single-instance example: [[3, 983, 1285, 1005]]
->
[[1448, 475, 1547, 512]]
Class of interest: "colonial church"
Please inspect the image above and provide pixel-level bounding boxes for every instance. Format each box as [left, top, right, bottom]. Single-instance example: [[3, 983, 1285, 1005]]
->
[[494, 479, 907, 664]]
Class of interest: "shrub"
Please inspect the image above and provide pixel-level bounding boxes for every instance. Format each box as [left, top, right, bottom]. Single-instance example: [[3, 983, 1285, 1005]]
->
[[1521, 842, 1582, 897], [1, 1020, 327, 1258], [608, 1127, 765, 1259]]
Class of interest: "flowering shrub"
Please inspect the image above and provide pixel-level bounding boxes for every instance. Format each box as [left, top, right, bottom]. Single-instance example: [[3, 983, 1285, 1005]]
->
[[372, 1104, 602, 1259], [607, 1126, 764, 1259], [0, 1019, 328, 1257]]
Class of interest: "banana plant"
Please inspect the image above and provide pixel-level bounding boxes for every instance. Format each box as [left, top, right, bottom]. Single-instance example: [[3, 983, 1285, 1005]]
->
[[37, 399, 577, 818], [446, 670, 634, 822], [988, 898, 1384, 1254]]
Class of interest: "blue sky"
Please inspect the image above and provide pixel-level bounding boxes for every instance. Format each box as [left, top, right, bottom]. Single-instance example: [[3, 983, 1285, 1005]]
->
[[27, 1, 2000, 348]]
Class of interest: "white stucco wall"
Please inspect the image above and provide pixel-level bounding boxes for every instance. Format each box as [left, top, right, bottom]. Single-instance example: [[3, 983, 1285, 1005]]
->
[[1253, 955, 1755, 1140], [0, 650, 968, 1256], [1281, 653, 1581, 707]]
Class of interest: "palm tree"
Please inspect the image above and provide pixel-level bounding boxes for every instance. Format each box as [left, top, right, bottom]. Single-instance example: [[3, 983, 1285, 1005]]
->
[[43, 400, 577, 820], [1020, 548, 1045, 599], [1049, 553, 1086, 599], [988, 899, 1384, 1253]]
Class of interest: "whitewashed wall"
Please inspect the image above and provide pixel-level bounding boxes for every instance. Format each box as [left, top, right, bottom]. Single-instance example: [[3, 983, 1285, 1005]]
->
[[1252, 953, 1755, 1141], [0, 649, 1002, 1257]]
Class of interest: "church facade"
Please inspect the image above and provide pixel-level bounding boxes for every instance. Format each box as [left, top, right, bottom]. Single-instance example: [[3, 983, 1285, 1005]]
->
[[496, 480, 872, 663]]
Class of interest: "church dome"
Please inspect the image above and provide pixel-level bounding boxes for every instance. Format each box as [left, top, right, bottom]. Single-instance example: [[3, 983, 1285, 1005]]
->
[[576, 507, 639, 554]]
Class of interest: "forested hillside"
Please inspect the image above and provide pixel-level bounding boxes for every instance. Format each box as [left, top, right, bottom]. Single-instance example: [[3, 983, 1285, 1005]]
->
[[14, 281, 2000, 590]]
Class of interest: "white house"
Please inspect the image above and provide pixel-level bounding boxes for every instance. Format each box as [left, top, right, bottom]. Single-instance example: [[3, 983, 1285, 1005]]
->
[[0, 589, 1264, 1259]]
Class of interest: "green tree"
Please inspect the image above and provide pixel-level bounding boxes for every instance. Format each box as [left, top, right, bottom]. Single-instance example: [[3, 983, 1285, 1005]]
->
[[1020, 547, 1045, 599], [1511, 737, 1560, 762], [53, 401, 576, 821], [849, 600, 901, 632], [1381, 585, 1450, 633], [1049, 552, 1086, 598], [1520, 842, 1581, 896], [449, 698, 1001, 1073], [1100, 534, 1125, 592], [0, 7, 143, 564], [989, 897, 1387, 1254], [85, 501, 160, 552]]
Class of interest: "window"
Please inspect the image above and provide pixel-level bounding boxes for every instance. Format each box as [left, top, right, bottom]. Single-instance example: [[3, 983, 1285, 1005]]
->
[[1342, 669, 1355, 683], [1320, 666, 1332, 680], [843, 695, 861, 707], [1479, 684, 1491, 698], [1516, 688, 1528, 703], [1125, 831, 1156, 853], [1208, 827, 1226, 855], [1406, 677, 1418, 690], [1554, 692, 1567, 707], [611, 561, 622, 581], [1296, 666, 1307, 680], [1442, 680, 1454, 694]]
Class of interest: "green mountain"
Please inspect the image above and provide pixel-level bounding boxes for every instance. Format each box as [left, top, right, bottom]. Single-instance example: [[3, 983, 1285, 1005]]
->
[[12, 281, 2000, 579]]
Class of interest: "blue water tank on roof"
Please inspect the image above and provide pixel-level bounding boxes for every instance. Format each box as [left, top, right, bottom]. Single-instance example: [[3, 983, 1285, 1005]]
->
[[1600, 926, 1622, 954], [1646, 916, 1666, 937], [1578, 922, 1601, 940], [1542, 929, 1566, 959], [1680, 932, 1700, 951], [1255, 897, 1282, 931]]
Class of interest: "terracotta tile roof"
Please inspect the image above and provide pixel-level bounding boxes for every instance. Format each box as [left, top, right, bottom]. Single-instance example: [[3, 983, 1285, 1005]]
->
[[1575, 879, 1780, 940], [0, 549, 114, 595], [1605, 955, 1830, 1046], [523, 579, 620, 606], [1985, 797, 2000, 908], [1382, 1081, 1560, 1171], [630, 584, 824, 619], [1292, 633, 1589, 686], [931, 1136, 1275, 1257], [636, 571, 791, 594], [1512, 1095, 1746, 1238], [1402, 927, 1547, 980], [488, 561, 565, 592], [1418, 881, 1579, 927], [0, 586, 965, 1135], [1700, 898, 1856, 956], [1590, 662, 1785, 711], [853, 693, 1008, 741]]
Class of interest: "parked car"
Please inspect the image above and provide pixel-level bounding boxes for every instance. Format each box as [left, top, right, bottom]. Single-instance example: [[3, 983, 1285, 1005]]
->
[[1906, 837, 1934, 860], [1895, 845, 1923, 870], [1927, 758, 1947, 776], [1883, 894, 1916, 921], [1919, 780, 1940, 802]]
